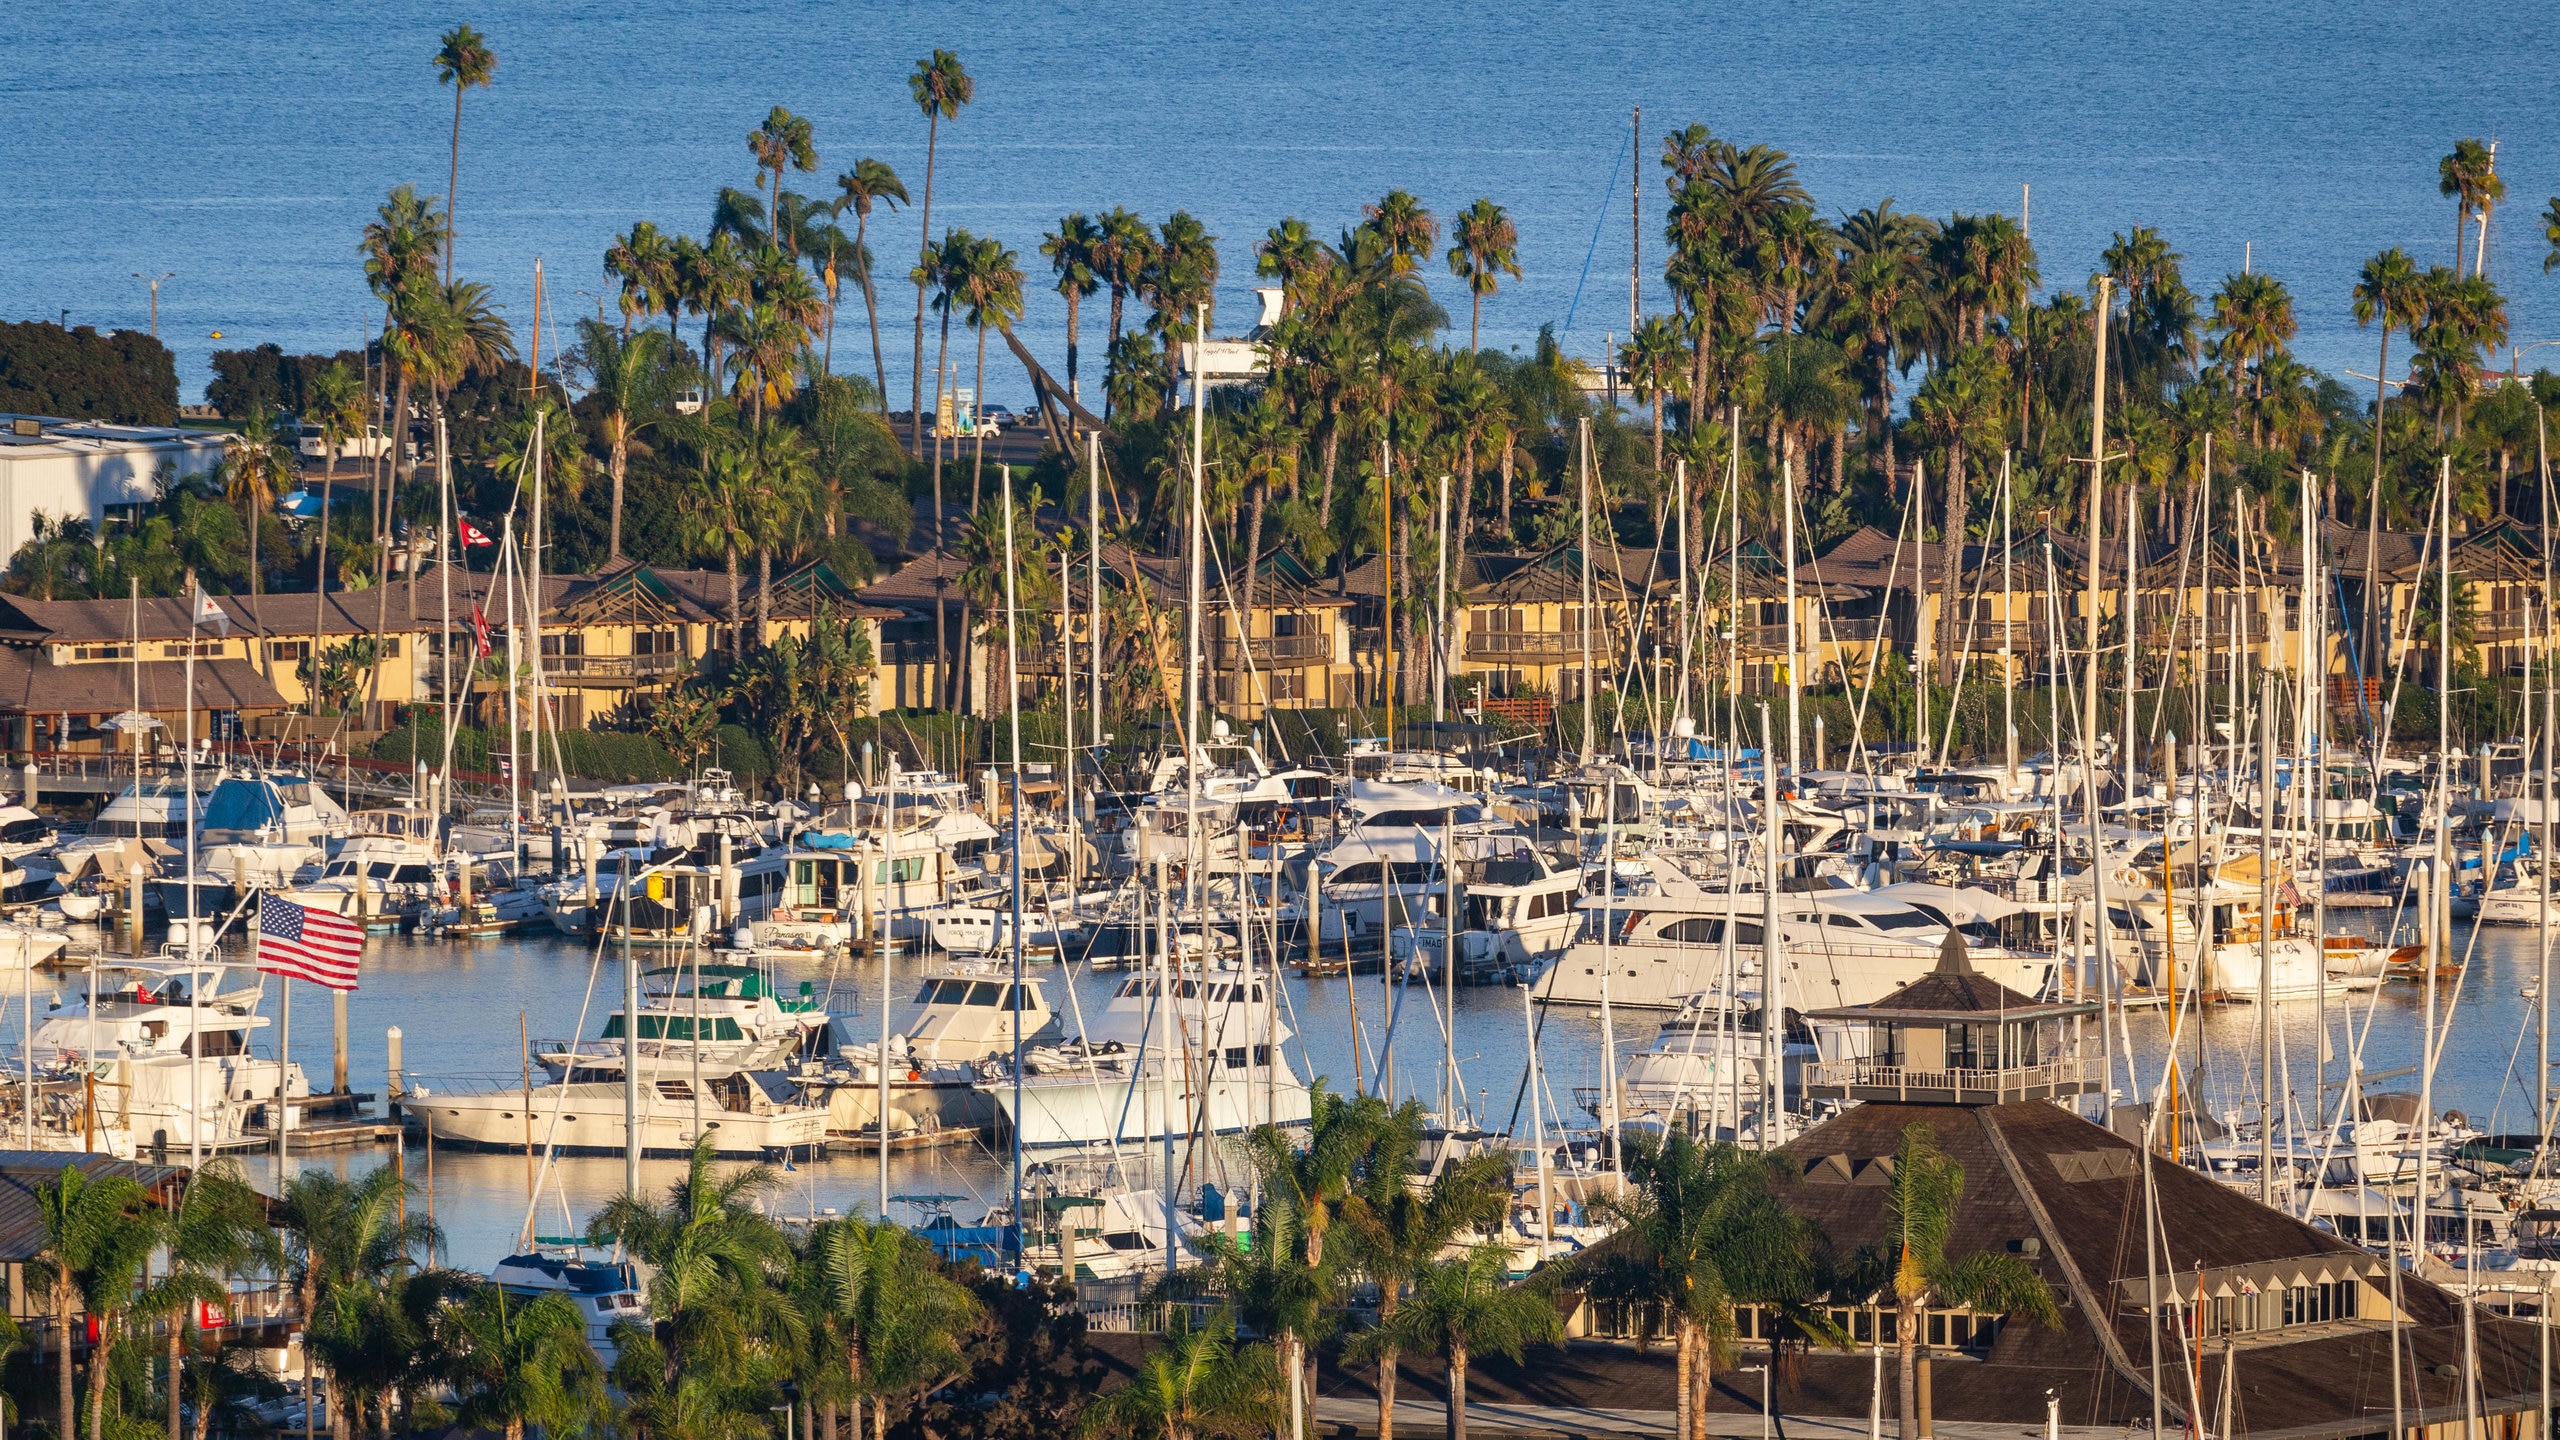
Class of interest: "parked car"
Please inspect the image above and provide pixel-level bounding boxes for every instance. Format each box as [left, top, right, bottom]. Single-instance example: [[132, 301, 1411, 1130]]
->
[[977, 404, 1018, 430]]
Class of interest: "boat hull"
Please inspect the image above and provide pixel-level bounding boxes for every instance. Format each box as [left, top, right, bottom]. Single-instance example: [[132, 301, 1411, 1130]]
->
[[983, 1068, 1310, 1148]]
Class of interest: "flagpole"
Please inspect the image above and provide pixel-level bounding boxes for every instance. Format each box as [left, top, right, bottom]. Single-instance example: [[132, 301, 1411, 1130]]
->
[[185, 571, 202, 1168]]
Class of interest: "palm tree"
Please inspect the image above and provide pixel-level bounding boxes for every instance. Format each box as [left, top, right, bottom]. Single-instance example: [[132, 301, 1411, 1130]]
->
[[2351, 244, 2422, 661], [1361, 191, 1440, 279], [1339, 1104, 1511, 1440], [224, 407, 295, 603], [1446, 199, 1522, 352], [1591, 1133, 1810, 1440], [1866, 1123, 2058, 1440], [750, 106, 818, 235], [1909, 343, 2005, 683], [1355, 1247, 1559, 1440], [719, 299, 811, 433], [2543, 197, 2560, 275], [1620, 316, 1688, 474], [955, 234, 1026, 515], [1043, 214, 1104, 411], [443, 1284, 606, 1440], [686, 441, 759, 659], [590, 1133, 797, 1379], [833, 159, 909, 413], [32, 1163, 158, 1440], [1093, 208, 1156, 419], [1241, 1086, 1387, 1427], [605, 220, 679, 337], [2441, 138, 2505, 277], [908, 49, 975, 455], [432, 24, 497, 283], [1146, 211, 1221, 340], [1081, 1311, 1278, 1440], [360, 187, 448, 486], [796, 1215, 978, 1440], [1197, 1194, 1328, 1440], [276, 1165, 440, 1440], [2208, 271, 2297, 444], [579, 319, 669, 558]]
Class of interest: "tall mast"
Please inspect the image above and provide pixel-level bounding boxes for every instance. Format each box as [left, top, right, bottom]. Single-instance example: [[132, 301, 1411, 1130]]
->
[[1433, 470, 1449, 724], [1675, 458, 1692, 734], [1087, 431, 1103, 802], [2081, 273, 2122, 1156], [1578, 419, 1595, 764], [1759, 703, 1782, 1151], [1783, 458, 1801, 783], [2001, 452, 2016, 794]]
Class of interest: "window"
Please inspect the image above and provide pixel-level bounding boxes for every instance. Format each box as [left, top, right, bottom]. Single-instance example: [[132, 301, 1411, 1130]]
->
[[635, 630, 679, 655], [269, 641, 309, 662], [877, 855, 929, 883], [1272, 612, 1301, 637], [73, 645, 133, 661], [166, 641, 221, 658], [1271, 669, 1308, 702], [540, 633, 586, 657]]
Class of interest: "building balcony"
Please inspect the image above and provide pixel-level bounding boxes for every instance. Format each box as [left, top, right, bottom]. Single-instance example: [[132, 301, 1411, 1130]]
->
[[1465, 631, 1581, 662], [1213, 633, 1336, 667], [1800, 1056, 2102, 1105], [547, 653, 684, 686]]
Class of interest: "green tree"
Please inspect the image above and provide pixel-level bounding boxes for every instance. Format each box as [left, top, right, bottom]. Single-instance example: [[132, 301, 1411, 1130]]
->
[[31, 1163, 158, 1440], [147, 1163, 281, 1440], [1044, 214, 1104, 411], [2440, 138, 2506, 278], [1446, 199, 1522, 353], [1339, 1103, 1512, 1440], [275, 1165, 441, 1440], [588, 1134, 798, 1380], [907, 50, 975, 455], [442, 1284, 606, 1440], [606, 220, 681, 339], [1093, 208, 1158, 420], [1620, 316, 1689, 475], [1863, 1123, 2059, 1440], [1352, 1246, 1559, 1440], [833, 159, 909, 413], [795, 1215, 977, 1440], [1909, 342, 2004, 682], [433, 24, 497, 283], [1241, 1086, 1387, 1429], [750, 106, 818, 236], [578, 318, 670, 558], [1080, 1312, 1277, 1440], [223, 407, 296, 602]]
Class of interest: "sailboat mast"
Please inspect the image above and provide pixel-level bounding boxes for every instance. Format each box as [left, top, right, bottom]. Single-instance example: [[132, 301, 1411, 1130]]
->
[[1759, 704, 1781, 1150], [2080, 278, 2117, 1125], [1579, 418, 1595, 764], [1784, 459, 1801, 782]]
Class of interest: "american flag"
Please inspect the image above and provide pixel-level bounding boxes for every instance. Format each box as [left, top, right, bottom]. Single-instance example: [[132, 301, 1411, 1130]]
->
[[256, 894, 364, 990]]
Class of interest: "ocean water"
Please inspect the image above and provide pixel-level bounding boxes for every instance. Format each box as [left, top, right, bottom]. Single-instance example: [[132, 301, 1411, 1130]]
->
[[5, 2, 2559, 410]]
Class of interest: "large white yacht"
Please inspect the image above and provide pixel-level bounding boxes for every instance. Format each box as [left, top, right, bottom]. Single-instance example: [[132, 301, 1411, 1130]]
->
[[30, 956, 310, 1150], [823, 966, 1058, 1136], [977, 959, 1310, 1147], [1532, 887, 2053, 1011], [535, 961, 830, 1081], [278, 809, 443, 922], [412, 1067, 828, 1157]]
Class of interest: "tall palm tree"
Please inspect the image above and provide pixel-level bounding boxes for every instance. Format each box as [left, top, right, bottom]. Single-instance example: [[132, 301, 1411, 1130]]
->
[[1446, 199, 1522, 353], [432, 24, 497, 284], [1361, 191, 1439, 279], [1860, 1123, 2058, 1440], [687, 442, 760, 660], [833, 159, 909, 413], [605, 220, 679, 338], [305, 360, 365, 702], [1619, 316, 1688, 474], [908, 49, 975, 455], [1146, 212, 1221, 339], [360, 187, 448, 485], [1080, 1311, 1277, 1440], [749, 106, 818, 235], [956, 234, 1026, 516], [1354, 1247, 1559, 1440], [579, 318, 669, 558], [796, 1215, 978, 1440], [1909, 343, 2005, 683], [2209, 270, 2297, 444], [1242, 1087, 1386, 1427], [592, 1135, 798, 1382], [276, 1164, 441, 1440], [1093, 208, 1156, 419], [1199, 1194, 1328, 1440], [32, 1163, 158, 1440], [2440, 138, 2505, 277], [1043, 213, 1104, 411], [443, 1284, 606, 1440], [1339, 1104, 1511, 1440], [718, 299, 811, 433], [225, 408, 295, 603]]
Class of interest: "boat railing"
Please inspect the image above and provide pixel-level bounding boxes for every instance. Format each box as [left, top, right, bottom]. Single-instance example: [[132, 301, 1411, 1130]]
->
[[1801, 1057, 2103, 1099]]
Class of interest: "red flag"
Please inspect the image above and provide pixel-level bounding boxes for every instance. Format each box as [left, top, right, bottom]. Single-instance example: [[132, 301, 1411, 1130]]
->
[[458, 518, 494, 548], [468, 605, 492, 659]]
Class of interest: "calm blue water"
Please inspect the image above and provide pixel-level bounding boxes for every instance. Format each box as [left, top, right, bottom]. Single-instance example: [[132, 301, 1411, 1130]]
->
[[6, 2, 2559, 407]]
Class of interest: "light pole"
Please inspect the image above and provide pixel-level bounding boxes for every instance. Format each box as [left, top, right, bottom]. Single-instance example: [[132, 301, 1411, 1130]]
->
[[1740, 1363, 1771, 1440], [131, 272, 172, 340]]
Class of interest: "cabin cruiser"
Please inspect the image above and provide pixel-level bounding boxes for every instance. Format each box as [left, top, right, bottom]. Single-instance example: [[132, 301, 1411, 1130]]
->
[[1579, 991, 1818, 1137], [536, 961, 830, 1081], [30, 956, 309, 1149], [978, 958, 1311, 1147], [0, 803, 56, 862], [823, 966, 1057, 1136], [1390, 852, 1588, 984], [412, 1067, 827, 1157], [490, 1248, 646, 1356], [278, 809, 443, 922], [1534, 887, 2053, 1011]]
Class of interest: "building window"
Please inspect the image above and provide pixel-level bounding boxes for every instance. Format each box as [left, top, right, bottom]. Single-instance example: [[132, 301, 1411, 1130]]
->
[[73, 645, 132, 661], [167, 642, 221, 658], [540, 633, 585, 657], [1272, 612, 1301, 638], [634, 630, 678, 655], [1271, 669, 1308, 702], [268, 641, 309, 663]]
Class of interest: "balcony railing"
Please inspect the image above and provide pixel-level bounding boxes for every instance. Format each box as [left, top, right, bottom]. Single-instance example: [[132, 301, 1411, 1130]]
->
[[2479, 608, 2537, 641], [547, 653, 683, 681], [1465, 631, 1581, 661], [1801, 1057, 2102, 1102], [1213, 633, 1336, 666]]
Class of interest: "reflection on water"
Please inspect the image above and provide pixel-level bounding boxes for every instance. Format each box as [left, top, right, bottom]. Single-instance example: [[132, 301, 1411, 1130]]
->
[[8, 915, 2548, 1271]]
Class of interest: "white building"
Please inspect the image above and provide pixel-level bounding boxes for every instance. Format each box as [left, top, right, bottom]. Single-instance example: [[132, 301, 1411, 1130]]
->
[[0, 415, 230, 558]]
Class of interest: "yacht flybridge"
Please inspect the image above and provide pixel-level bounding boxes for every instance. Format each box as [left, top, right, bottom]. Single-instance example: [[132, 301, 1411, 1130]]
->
[[535, 961, 829, 1081], [29, 956, 309, 1150]]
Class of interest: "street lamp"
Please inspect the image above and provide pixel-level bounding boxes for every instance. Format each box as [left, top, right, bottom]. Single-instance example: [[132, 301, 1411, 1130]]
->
[[132, 272, 173, 340], [1739, 1363, 1771, 1440]]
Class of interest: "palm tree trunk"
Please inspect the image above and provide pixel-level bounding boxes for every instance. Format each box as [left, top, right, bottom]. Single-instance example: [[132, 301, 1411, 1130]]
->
[[57, 1288, 75, 1440], [87, 1324, 111, 1440], [1897, 1301, 1918, 1440], [971, 326, 990, 516], [1499, 442, 1514, 537], [1104, 291, 1125, 424], [1395, 495, 1416, 706], [1938, 441, 1965, 687], [1065, 291, 1083, 410], [858, 226, 890, 416], [1691, 1326, 1712, 1440], [727, 545, 744, 659], [1321, 408, 1342, 536], [934, 308, 954, 540], [609, 430, 628, 559], [758, 547, 773, 649], [1674, 1319, 1692, 1440], [169, 1309, 183, 1440], [912, 115, 939, 457], [1447, 1345, 1468, 1440], [1652, 396, 1664, 475], [1241, 480, 1269, 636]]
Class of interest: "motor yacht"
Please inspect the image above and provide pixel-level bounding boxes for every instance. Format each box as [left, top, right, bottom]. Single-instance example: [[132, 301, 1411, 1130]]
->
[[412, 1067, 827, 1157], [535, 961, 829, 1081], [823, 965, 1057, 1136]]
